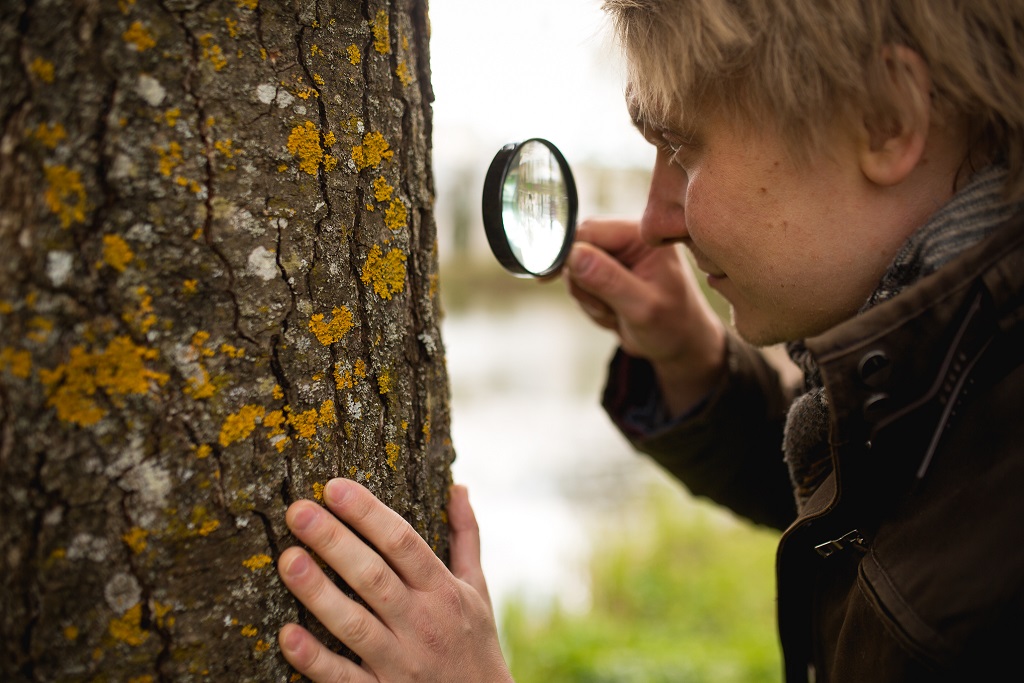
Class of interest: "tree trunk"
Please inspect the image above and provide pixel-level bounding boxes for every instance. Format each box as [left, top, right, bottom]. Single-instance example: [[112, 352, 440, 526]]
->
[[0, 0, 452, 680]]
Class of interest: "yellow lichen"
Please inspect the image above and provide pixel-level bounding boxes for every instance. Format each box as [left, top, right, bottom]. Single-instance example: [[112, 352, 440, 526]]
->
[[122, 527, 149, 554], [122, 21, 156, 51], [118, 0, 136, 14], [384, 199, 407, 231], [29, 57, 55, 83], [199, 34, 227, 71], [347, 44, 361, 65], [385, 442, 399, 470], [191, 331, 215, 357], [220, 343, 244, 358], [214, 139, 239, 158], [372, 176, 393, 202], [310, 44, 322, 57], [102, 234, 134, 273], [109, 603, 149, 646], [44, 164, 88, 228], [151, 601, 174, 629], [312, 482, 325, 501], [272, 384, 284, 400], [241, 624, 258, 637], [371, 10, 390, 54], [255, 639, 271, 652], [26, 316, 53, 344], [1, 347, 32, 379], [351, 131, 393, 171], [236, 0, 257, 8], [287, 121, 335, 175], [313, 73, 325, 86], [40, 336, 169, 427], [287, 408, 318, 440], [422, 419, 431, 443], [64, 625, 79, 641], [194, 444, 212, 459], [155, 142, 183, 177], [225, 17, 239, 38], [319, 399, 336, 426], [33, 122, 67, 148], [396, 61, 413, 86], [218, 404, 265, 447], [360, 244, 406, 300], [184, 366, 216, 399], [377, 369, 393, 395], [242, 553, 272, 571], [308, 306, 354, 345], [182, 279, 198, 295]]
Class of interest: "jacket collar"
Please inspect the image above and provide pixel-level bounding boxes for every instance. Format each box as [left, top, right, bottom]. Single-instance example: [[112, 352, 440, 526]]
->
[[804, 210, 1024, 472]]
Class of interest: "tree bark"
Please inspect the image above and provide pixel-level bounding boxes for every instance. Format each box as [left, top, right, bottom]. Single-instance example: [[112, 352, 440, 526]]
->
[[0, 0, 452, 680]]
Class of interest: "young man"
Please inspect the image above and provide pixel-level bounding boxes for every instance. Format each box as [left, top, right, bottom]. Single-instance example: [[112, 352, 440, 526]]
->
[[277, 1, 1024, 680]]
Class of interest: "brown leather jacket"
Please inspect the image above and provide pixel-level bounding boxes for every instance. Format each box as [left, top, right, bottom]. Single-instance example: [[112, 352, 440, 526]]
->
[[603, 211, 1024, 681]]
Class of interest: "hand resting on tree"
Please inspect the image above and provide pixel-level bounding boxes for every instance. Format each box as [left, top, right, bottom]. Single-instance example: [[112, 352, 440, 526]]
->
[[277, 479, 514, 682]]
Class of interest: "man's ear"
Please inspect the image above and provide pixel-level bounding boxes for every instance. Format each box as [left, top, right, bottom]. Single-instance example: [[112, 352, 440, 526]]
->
[[859, 45, 931, 187]]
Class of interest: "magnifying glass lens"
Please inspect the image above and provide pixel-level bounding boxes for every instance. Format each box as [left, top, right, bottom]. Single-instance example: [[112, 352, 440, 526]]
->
[[482, 139, 577, 277]]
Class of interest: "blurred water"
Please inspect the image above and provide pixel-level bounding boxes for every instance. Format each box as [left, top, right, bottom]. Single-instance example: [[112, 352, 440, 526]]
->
[[441, 292, 681, 620]]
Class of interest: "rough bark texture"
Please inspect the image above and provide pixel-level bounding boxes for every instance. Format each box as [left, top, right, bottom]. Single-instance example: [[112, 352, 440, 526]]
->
[[0, 0, 452, 680]]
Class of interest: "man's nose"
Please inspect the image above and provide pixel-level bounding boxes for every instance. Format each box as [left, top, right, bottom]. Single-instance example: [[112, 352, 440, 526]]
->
[[639, 152, 688, 246]]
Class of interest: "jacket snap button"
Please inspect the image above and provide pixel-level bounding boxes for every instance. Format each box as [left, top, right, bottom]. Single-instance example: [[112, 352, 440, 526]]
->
[[857, 350, 892, 388], [862, 393, 890, 421]]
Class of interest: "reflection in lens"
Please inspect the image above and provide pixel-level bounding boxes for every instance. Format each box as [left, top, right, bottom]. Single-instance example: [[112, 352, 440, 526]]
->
[[500, 141, 570, 274]]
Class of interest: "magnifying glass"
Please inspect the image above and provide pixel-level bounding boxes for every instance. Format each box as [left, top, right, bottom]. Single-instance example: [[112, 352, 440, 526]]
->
[[481, 138, 578, 278]]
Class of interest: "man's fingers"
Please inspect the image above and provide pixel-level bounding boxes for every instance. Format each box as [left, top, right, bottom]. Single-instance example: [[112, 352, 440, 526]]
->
[[277, 547, 395, 661], [567, 242, 652, 320], [323, 479, 446, 591], [447, 485, 492, 607], [285, 500, 410, 622], [278, 623, 376, 683]]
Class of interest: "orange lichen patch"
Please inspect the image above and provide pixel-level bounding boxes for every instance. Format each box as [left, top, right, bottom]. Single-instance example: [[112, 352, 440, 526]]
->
[[236, 0, 257, 8], [184, 366, 216, 399], [384, 199, 407, 231], [225, 17, 239, 38], [0, 347, 32, 379], [122, 291, 157, 334], [109, 603, 149, 647], [25, 316, 53, 344], [312, 482, 325, 501], [310, 43, 323, 57], [154, 142, 183, 177], [263, 409, 286, 435], [214, 139, 240, 158], [354, 359, 367, 377], [360, 245, 406, 300], [199, 34, 227, 71], [313, 73, 325, 86], [163, 108, 181, 127], [319, 400, 336, 426], [33, 122, 67, 148], [347, 44, 361, 65], [422, 419, 431, 443], [255, 639, 271, 652], [218, 404, 265, 447], [308, 306, 354, 345], [272, 384, 284, 400], [351, 132, 393, 171], [118, 0, 136, 14], [44, 164, 88, 228], [191, 506, 220, 536], [371, 9, 390, 54], [194, 444, 212, 459], [385, 442, 399, 470], [29, 57, 54, 83], [191, 331, 215, 357], [182, 279, 198, 295], [286, 408, 318, 440], [377, 369, 393, 395], [240, 624, 258, 637], [287, 121, 337, 175], [219, 343, 244, 358], [334, 366, 353, 390], [40, 336, 169, 427], [151, 601, 174, 629], [122, 21, 156, 51], [64, 625, 79, 641], [242, 553, 272, 571], [102, 234, 134, 272], [122, 527, 149, 554], [395, 61, 413, 86], [372, 176, 393, 202]]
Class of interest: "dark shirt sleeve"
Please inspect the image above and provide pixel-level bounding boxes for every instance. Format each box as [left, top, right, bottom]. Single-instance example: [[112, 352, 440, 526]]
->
[[602, 333, 800, 531]]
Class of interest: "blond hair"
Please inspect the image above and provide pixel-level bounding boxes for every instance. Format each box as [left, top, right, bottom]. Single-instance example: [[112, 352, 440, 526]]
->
[[604, 0, 1024, 197]]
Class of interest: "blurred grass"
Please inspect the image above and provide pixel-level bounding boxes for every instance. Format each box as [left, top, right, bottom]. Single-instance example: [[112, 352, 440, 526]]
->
[[499, 483, 782, 683]]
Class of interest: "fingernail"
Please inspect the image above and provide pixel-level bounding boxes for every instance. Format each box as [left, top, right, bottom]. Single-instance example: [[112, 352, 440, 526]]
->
[[283, 551, 310, 578], [568, 246, 591, 275], [280, 625, 303, 652], [290, 504, 317, 531], [324, 478, 347, 505]]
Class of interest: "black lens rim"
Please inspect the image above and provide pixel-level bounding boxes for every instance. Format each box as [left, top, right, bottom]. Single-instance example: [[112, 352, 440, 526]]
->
[[481, 138, 578, 278]]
